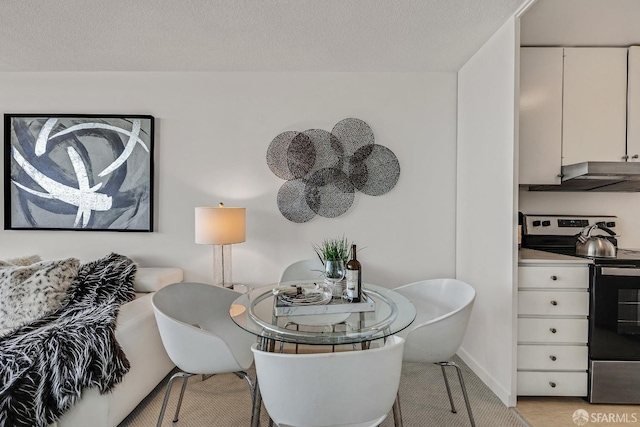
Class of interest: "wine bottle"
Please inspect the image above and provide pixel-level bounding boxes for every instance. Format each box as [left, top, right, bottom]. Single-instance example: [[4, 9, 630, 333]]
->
[[346, 244, 362, 302]]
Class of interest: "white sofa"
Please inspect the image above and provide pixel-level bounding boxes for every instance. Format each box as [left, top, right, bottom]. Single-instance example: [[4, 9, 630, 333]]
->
[[52, 267, 184, 427]]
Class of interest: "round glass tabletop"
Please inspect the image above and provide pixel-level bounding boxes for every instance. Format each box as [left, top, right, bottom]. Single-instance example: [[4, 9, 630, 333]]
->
[[230, 282, 416, 345]]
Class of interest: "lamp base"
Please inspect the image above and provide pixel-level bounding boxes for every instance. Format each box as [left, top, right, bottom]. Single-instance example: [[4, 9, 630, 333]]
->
[[213, 244, 233, 288]]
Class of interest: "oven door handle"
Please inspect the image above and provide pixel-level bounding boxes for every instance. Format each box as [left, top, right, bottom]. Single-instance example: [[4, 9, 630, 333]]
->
[[600, 266, 640, 276]]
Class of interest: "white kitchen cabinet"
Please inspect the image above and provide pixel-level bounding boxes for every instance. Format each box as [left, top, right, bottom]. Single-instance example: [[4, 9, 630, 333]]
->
[[628, 46, 640, 160], [518, 290, 589, 317], [518, 265, 589, 289], [562, 48, 628, 165], [519, 47, 563, 185], [517, 371, 588, 397], [518, 345, 588, 370], [517, 263, 589, 397], [519, 47, 629, 185]]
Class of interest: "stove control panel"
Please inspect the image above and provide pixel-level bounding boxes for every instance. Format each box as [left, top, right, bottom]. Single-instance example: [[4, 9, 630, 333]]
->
[[523, 215, 618, 236]]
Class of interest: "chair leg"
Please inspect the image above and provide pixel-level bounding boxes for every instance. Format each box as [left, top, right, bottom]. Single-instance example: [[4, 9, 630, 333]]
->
[[438, 362, 457, 414], [392, 391, 404, 427], [283, 322, 300, 353], [233, 370, 256, 402], [173, 373, 191, 422], [452, 362, 476, 427], [156, 371, 192, 427], [438, 361, 476, 427]]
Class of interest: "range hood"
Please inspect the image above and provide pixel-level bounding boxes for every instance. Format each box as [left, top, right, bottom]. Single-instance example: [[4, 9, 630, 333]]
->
[[528, 162, 640, 192]]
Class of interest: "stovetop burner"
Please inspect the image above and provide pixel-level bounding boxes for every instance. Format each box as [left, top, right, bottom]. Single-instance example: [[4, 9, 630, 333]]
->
[[520, 213, 640, 265], [535, 247, 640, 264]]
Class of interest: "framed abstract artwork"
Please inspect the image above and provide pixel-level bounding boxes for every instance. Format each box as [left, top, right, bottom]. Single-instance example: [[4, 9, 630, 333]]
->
[[4, 114, 154, 231]]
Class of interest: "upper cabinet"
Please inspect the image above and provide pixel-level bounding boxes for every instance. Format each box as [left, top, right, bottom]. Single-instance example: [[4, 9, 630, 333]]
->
[[562, 48, 628, 165], [519, 48, 563, 185], [628, 47, 640, 161], [519, 47, 629, 185]]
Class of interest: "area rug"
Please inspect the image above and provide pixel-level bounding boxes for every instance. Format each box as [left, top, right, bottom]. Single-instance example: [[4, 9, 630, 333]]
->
[[120, 355, 527, 427]]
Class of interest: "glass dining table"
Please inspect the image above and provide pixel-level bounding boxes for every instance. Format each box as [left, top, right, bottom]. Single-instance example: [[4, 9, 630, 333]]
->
[[230, 281, 417, 427]]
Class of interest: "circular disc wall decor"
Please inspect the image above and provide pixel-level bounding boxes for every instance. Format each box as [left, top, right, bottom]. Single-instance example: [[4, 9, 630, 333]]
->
[[277, 179, 316, 223], [267, 118, 400, 223], [267, 131, 301, 180], [301, 129, 344, 173], [350, 145, 400, 196], [304, 168, 355, 218], [331, 118, 375, 157]]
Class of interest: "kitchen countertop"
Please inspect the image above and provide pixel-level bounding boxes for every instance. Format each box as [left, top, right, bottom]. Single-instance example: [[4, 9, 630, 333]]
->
[[518, 248, 593, 265]]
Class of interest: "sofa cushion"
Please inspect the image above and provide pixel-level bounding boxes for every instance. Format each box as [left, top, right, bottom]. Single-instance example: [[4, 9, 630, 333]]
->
[[0, 255, 42, 267], [0, 258, 79, 334], [134, 267, 183, 293]]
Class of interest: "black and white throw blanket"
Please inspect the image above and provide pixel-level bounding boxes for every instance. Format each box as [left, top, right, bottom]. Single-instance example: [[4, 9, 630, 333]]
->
[[0, 253, 137, 427]]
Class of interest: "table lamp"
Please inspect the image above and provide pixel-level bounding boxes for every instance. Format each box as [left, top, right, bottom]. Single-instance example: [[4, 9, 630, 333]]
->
[[195, 203, 246, 288]]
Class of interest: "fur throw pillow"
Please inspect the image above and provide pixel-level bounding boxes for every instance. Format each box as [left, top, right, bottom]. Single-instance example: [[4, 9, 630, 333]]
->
[[0, 258, 79, 334], [0, 254, 42, 267]]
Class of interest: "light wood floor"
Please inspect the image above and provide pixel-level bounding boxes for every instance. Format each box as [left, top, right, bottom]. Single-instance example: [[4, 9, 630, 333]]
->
[[515, 397, 640, 427]]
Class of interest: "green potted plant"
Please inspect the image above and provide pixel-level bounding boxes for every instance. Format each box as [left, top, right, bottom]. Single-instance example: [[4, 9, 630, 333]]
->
[[313, 236, 351, 296], [312, 236, 351, 266]]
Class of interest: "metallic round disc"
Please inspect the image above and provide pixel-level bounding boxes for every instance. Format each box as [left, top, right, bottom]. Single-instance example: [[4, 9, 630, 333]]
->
[[267, 131, 301, 180], [350, 144, 400, 196], [332, 118, 375, 157], [302, 128, 344, 174], [286, 132, 315, 179], [277, 179, 316, 223], [305, 168, 354, 218]]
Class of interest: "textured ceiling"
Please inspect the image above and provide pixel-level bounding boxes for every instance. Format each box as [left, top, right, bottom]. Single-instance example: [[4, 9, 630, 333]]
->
[[0, 0, 528, 72]]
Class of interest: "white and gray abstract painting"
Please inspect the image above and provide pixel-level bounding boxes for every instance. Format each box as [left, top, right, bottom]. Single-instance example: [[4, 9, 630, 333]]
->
[[5, 115, 154, 231]]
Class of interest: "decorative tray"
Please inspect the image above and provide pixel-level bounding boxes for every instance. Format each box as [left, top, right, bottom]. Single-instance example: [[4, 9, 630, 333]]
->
[[273, 285, 375, 317]]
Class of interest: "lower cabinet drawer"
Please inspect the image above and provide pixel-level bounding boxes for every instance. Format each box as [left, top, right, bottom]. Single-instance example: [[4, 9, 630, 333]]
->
[[518, 318, 588, 343], [519, 265, 588, 289], [518, 344, 588, 370], [517, 371, 587, 396], [518, 290, 589, 316]]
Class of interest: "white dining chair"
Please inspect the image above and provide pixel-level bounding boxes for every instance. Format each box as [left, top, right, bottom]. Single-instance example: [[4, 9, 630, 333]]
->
[[279, 258, 324, 283], [151, 282, 256, 427], [251, 335, 405, 427], [278, 258, 349, 349], [393, 278, 477, 427]]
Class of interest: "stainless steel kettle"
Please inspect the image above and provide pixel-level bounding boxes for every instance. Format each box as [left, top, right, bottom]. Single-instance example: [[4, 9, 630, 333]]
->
[[576, 224, 617, 258]]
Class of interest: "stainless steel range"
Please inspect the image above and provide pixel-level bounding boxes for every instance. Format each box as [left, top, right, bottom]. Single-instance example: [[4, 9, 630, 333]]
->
[[521, 214, 640, 404]]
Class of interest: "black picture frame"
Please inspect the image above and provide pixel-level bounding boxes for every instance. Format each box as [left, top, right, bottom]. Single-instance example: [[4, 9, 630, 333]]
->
[[4, 114, 154, 232]]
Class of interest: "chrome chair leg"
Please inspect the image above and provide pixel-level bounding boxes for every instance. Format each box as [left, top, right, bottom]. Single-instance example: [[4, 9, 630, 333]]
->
[[156, 371, 192, 427], [392, 391, 404, 427], [452, 362, 476, 427], [438, 361, 476, 427], [283, 321, 300, 353], [233, 370, 256, 402], [438, 362, 457, 414], [173, 373, 191, 422]]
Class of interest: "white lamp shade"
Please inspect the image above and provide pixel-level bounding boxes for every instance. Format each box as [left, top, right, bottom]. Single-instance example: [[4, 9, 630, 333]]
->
[[195, 206, 246, 245]]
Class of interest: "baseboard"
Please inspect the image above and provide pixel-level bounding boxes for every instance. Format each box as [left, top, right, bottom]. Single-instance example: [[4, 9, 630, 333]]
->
[[457, 346, 515, 407]]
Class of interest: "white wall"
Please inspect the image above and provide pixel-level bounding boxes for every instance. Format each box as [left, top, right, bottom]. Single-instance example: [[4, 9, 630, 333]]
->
[[0, 72, 458, 288], [520, 190, 640, 248], [456, 17, 519, 406]]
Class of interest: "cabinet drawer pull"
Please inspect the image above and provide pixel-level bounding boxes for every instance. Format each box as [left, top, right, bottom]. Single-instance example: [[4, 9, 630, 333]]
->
[[549, 381, 557, 388], [550, 300, 558, 306], [550, 275, 558, 281], [623, 154, 629, 160], [633, 154, 639, 160], [549, 355, 557, 361], [550, 328, 557, 334]]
